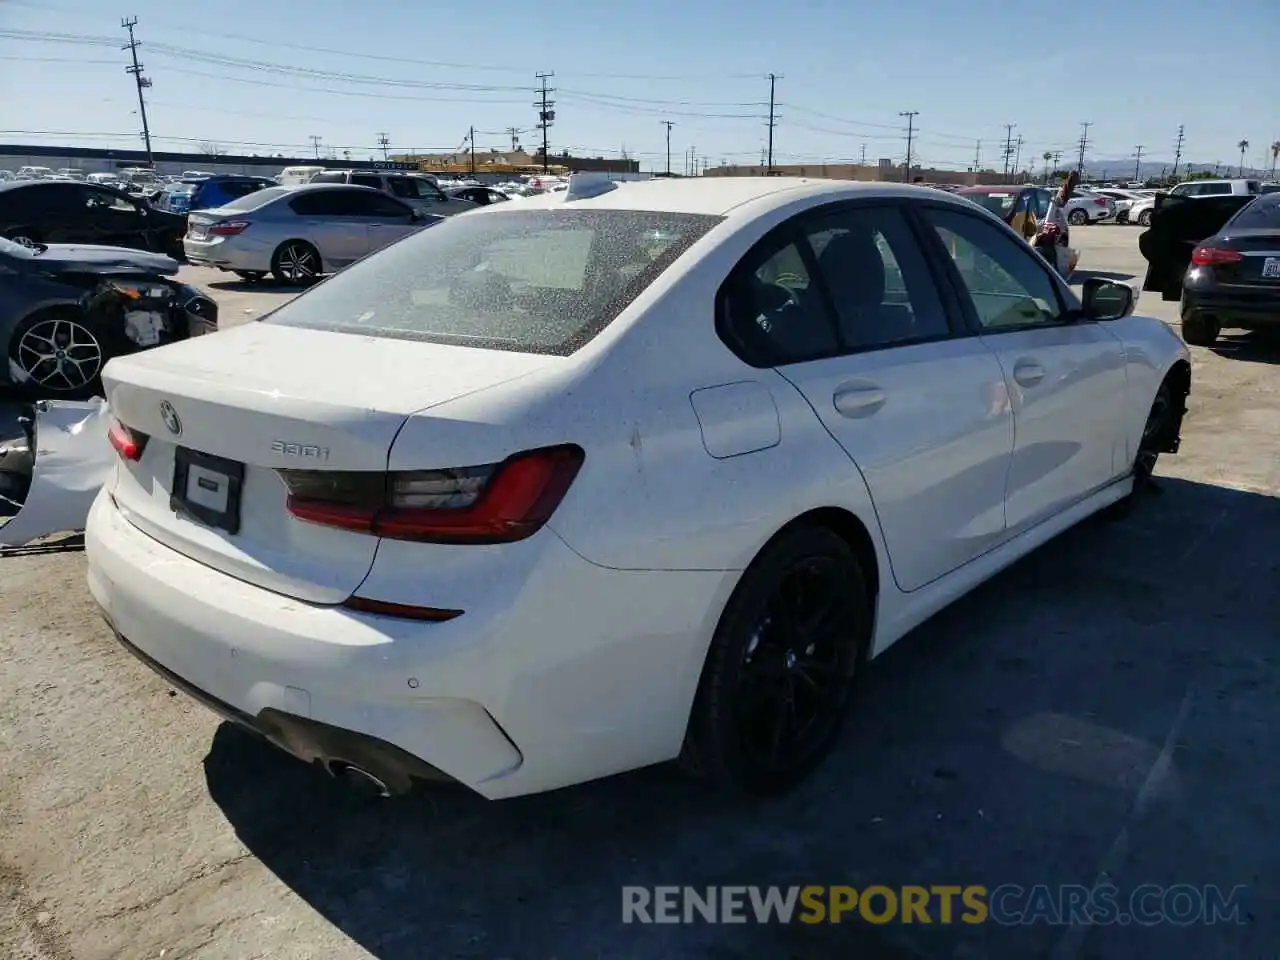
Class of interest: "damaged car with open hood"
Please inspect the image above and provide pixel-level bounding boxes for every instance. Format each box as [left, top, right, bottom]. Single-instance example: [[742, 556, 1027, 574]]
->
[[1, 235, 217, 546]]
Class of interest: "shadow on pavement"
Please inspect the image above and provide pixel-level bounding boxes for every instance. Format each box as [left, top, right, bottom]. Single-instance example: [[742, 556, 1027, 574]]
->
[[1210, 330, 1280, 366], [0, 533, 84, 558], [205, 278, 306, 294], [204, 477, 1280, 960]]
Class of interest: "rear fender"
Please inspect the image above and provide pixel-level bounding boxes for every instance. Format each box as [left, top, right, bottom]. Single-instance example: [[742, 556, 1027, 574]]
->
[[0, 399, 113, 546]]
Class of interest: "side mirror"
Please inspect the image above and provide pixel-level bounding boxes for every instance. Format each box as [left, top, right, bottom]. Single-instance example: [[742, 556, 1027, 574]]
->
[[1082, 277, 1135, 321]]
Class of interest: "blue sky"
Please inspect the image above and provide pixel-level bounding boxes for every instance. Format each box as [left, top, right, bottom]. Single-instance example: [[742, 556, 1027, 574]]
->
[[1, 0, 1277, 175]]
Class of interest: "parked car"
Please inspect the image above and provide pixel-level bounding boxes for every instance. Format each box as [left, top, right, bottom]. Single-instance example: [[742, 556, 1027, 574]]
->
[[0, 181, 187, 256], [278, 165, 326, 186], [1092, 188, 1144, 223], [183, 183, 442, 285], [15, 166, 55, 181], [159, 175, 276, 215], [1172, 192, 1280, 345], [444, 184, 512, 206], [1139, 190, 1258, 314], [309, 170, 478, 216], [1063, 188, 1115, 225], [1167, 179, 1261, 198], [0, 235, 216, 400], [84, 176, 1189, 801]]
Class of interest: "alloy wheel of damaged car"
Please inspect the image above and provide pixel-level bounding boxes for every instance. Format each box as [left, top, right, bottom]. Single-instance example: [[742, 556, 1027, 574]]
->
[[682, 525, 870, 794], [1068, 209, 1089, 226], [271, 241, 320, 286], [1137, 209, 1153, 227], [8, 310, 105, 400]]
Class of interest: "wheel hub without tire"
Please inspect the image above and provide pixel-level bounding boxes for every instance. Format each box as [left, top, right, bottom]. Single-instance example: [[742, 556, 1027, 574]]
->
[[13, 316, 103, 392]]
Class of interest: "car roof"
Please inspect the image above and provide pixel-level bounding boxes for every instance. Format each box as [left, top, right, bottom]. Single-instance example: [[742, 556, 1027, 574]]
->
[[958, 184, 1033, 194], [498, 177, 968, 217], [279, 182, 384, 193]]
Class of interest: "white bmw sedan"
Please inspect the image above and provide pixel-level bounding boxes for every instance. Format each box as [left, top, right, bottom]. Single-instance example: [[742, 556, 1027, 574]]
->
[[85, 177, 1191, 800]]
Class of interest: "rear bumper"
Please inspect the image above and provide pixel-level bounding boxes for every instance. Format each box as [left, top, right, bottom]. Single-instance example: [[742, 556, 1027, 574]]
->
[[1182, 284, 1280, 329], [85, 491, 729, 798], [182, 237, 272, 273]]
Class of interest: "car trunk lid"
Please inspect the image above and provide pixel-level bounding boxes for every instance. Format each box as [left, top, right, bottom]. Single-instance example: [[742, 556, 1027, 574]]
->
[[1211, 230, 1280, 287], [101, 322, 552, 603]]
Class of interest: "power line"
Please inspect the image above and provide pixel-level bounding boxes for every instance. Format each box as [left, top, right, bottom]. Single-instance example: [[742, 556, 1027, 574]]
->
[[534, 72, 555, 173], [766, 74, 781, 172], [1076, 121, 1091, 175], [899, 111, 918, 181], [120, 18, 154, 165]]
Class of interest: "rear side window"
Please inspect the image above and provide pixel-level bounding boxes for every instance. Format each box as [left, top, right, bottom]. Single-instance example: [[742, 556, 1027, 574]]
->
[[1226, 194, 1280, 229], [310, 172, 346, 184], [1199, 183, 1231, 196], [218, 181, 264, 200], [262, 209, 720, 354], [351, 174, 383, 190], [219, 186, 291, 212]]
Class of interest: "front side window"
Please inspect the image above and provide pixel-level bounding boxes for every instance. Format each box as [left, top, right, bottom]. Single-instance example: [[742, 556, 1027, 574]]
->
[[83, 188, 137, 214], [263, 209, 719, 355], [921, 207, 1065, 330]]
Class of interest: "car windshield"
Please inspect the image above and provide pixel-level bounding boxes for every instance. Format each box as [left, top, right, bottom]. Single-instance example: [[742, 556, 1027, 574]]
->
[[216, 186, 292, 211], [965, 192, 1017, 217], [1226, 194, 1280, 229], [262, 209, 721, 355]]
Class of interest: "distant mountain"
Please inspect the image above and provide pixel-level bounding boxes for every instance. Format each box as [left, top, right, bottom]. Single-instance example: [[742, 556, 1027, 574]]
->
[[1081, 159, 1274, 180]]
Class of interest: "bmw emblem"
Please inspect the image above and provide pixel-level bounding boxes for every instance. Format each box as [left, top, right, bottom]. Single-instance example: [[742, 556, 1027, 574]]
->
[[159, 401, 182, 436]]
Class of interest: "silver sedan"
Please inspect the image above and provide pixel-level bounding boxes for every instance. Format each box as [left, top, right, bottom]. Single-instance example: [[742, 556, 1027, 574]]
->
[[182, 183, 441, 285]]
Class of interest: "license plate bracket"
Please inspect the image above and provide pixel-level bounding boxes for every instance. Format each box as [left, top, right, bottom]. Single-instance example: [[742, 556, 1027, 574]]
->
[[1262, 257, 1280, 279], [171, 447, 244, 535]]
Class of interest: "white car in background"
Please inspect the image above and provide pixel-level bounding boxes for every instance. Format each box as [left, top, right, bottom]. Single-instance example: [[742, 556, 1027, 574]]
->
[[1063, 188, 1115, 225], [86, 176, 1190, 801], [1093, 188, 1145, 223]]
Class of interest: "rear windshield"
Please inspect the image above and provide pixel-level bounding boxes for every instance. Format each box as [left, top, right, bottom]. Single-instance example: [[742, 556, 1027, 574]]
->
[[310, 172, 347, 183], [1227, 194, 1280, 229], [216, 186, 292, 211], [262, 209, 721, 354], [963, 192, 1017, 218]]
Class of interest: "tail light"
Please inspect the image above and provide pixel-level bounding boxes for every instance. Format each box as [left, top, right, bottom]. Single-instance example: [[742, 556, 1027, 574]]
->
[[279, 444, 585, 544], [108, 419, 148, 461], [1191, 246, 1244, 266], [207, 221, 250, 236], [1093, 197, 1108, 207]]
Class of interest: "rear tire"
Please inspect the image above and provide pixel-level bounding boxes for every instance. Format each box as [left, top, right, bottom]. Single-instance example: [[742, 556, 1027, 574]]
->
[[1068, 209, 1089, 226], [270, 240, 321, 286], [1181, 314, 1220, 346], [1137, 209, 1153, 227], [680, 524, 871, 795]]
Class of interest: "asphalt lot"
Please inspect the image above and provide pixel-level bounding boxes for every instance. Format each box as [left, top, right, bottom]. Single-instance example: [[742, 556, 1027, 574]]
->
[[2, 224, 1279, 960]]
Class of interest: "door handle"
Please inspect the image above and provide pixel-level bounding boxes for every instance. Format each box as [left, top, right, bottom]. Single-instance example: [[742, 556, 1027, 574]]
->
[[833, 385, 887, 418], [1012, 361, 1046, 387]]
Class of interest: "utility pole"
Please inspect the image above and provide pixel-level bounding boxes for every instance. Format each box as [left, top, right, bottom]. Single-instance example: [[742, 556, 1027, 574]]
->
[[1001, 124, 1016, 179], [766, 73, 780, 172], [1171, 124, 1185, 180], [468, 126, 476, 175], [1076, 121, 1091, 175], [690, 145, 697, 176], [860, 143, 867, 167], [662, 120, 675, 176], [899, 110, 918, 182], [534, 72, 555, 174], [309, 135, 322, 159], [973, 139, 981, 173], [1132, 144, 1144, 181], [377, 133, 390, 161], [505, 127, 522, 152], [121, 18, 154, 166], [1013, 134, 1023, 180]]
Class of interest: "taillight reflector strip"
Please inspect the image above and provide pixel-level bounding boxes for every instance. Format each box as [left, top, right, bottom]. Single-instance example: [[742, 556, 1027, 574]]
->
[[108, 418, 148, 461], [207, 220, 250, 236], [342, 596, 463, 621], [1191, 246, 1244, 266], [280, 444, 585, 544]]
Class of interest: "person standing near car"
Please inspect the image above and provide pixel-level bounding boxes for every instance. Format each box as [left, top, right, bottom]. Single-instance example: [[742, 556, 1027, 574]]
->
[[1034, 170, 1078, 276]]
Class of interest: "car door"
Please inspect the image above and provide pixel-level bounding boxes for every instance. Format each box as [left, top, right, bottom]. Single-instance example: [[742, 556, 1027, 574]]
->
[[722, 202, 1014, 592], [352, 190, 422, 253], [916, 204, 1128, 533], [286, 189, 375, 267], [80, 186, 149, 248], [24, 184, 88, 243]]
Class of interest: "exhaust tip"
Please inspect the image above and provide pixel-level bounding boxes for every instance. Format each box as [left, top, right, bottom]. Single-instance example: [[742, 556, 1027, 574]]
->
[[328, 761, 392, 799]]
